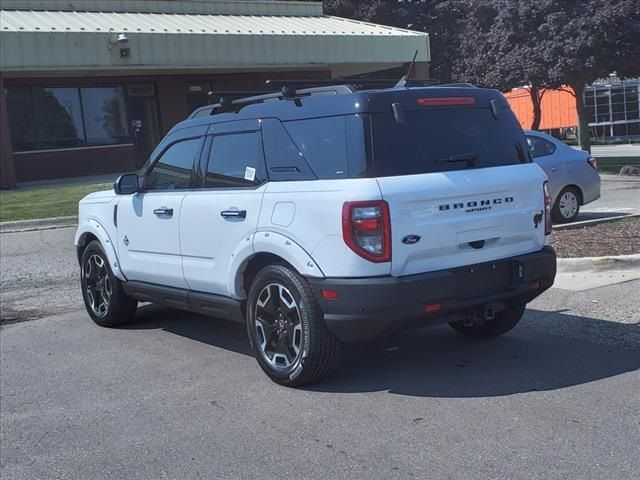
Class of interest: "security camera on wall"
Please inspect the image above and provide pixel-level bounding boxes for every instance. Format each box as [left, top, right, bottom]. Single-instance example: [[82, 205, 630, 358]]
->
[[108, 32, 129, 45]]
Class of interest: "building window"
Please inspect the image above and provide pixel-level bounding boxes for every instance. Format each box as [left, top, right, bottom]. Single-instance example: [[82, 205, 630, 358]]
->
[[5, 85, 132, 152], [80, 87, 129, 145], [625, 82, 639, 121]]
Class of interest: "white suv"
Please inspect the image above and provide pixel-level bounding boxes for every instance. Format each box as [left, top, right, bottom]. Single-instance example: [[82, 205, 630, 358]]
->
[[75, 83, 556, 386]]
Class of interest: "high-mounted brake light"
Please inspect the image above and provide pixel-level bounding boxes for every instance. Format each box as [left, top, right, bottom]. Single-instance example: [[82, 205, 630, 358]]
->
[[543, 181, 552, 235], [417, 97, 476, 107], [587, 156, 598, 170], [342, 201, 391, 263]]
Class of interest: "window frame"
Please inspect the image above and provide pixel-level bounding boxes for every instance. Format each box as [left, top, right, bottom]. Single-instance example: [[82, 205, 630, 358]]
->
[[199, 125, 269, 190], [141, 135, 205, 192]]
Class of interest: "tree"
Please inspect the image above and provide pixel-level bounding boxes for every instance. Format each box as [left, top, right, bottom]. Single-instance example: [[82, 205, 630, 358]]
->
[[452, 0, 567, 131], [324, 0, 466, 82], [325, 1, 640, 149], [537, 0, 640, 152]]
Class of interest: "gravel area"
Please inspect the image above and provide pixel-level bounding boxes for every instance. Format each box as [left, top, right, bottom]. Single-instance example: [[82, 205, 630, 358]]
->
[[551, 217, 640, 257]]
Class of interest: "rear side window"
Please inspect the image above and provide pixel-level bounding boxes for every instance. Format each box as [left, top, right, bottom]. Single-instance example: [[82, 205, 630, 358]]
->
[[371, 108, 531, 177], [206, 132, 266, 188], [284, 116, 349, 179], [527, 136, 556, 158], [145, 137, 201, 190], [261, 118, 316, 181]]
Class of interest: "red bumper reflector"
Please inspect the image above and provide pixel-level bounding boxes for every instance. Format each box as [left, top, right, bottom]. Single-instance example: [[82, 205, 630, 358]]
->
[[321, 289, 338, 300], [417, 97, 476, 107], [424, 303, 442, 313], [529, 281, 541, 290]]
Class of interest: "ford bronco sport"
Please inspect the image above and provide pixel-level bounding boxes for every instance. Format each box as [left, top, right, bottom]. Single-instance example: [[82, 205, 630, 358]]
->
[[75, 81, 557, 386]]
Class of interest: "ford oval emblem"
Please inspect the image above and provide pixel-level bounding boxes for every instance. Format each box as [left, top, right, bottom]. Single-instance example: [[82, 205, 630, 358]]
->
[[402, 234, 421, 245]]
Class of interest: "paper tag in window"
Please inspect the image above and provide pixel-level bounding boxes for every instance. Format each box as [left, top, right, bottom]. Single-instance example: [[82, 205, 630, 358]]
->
[[244, 166, 256, 182]]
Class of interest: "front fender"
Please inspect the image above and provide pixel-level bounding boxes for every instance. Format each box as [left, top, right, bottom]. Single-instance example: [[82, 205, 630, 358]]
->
[[74, 218, 125, 281], [227, 231, 325, 299]]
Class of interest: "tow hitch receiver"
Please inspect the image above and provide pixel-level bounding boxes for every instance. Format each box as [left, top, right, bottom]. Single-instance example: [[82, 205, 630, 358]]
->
[[463, 305, 496, 327]]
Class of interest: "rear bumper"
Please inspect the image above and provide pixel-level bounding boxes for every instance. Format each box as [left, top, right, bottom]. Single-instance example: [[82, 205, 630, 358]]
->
[[581, 172, 601, 205], [308, 247, 556, 342]]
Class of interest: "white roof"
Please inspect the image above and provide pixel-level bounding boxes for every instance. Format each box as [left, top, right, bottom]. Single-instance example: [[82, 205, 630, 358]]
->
[[1, 10, 423, 36], [0, 8, 429, 73]]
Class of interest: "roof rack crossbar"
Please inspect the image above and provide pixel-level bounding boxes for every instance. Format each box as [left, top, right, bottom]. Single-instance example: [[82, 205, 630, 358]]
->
[[199, 77, 450, 116], [207, 85, 360, 114], [265, 78, 439, 89]]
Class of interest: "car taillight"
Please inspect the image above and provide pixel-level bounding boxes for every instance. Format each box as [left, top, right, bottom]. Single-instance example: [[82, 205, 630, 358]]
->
[[342, 201, 391, 263], [587, 156, 598, 170], [543, 181, 552, 235]]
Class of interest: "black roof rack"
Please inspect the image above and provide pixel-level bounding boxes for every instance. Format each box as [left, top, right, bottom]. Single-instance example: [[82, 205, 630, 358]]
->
[[207, 90, 271, 100], [204, 84, 360, 115], [192, 77, 455, 117], [265, 78, 439, 90]]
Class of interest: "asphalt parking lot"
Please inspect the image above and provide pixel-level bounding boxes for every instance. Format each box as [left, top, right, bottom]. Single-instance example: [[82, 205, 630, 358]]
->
[[579, 174, 640, 220], [1, 176, 639, 479]]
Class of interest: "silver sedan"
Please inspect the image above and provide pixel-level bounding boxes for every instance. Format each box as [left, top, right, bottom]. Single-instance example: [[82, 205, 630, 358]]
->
[[525, 130, 601, 223]]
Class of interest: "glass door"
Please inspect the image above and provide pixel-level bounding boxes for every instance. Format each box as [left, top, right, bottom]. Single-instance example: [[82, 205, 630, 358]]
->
[[126, 84, 161, 169]]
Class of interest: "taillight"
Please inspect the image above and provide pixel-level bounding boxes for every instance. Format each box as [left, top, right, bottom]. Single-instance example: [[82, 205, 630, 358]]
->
[[543, 181, 552, 235], [342, 201, 391, 263], [587, 156, 598, 170]]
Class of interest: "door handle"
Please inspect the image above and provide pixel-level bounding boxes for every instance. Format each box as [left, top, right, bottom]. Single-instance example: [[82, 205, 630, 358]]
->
[[551, 167, 558, 172], [221, 209, 247, 219], [153, 207, 173, 216]]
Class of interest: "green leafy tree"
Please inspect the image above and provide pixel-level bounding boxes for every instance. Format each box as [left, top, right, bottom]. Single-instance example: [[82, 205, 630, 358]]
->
[[324, 0, 465, 82], [537, 0, 640, 151], [325, 0, 640, 151]]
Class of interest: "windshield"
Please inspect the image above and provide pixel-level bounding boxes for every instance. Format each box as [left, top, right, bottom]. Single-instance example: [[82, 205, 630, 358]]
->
[[371, 107, 531, 177]]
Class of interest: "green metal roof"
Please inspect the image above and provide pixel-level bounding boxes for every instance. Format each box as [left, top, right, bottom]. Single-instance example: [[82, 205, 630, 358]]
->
[[0, 1, 430, 74], [0, 0, 324, 16]]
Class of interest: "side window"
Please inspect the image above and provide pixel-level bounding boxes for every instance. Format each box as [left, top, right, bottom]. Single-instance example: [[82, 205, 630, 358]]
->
[[527, 136, 556, 158], [261, 118, 316, 181], [145, 137, 201, 190], [284, 116, 348, 179], [206, 132, 266, 188]]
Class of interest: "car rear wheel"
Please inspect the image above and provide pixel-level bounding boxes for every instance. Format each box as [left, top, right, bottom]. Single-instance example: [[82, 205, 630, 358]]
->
[[80, 240, 137, 327], [449, 304, 526, 338], [553, 187, 580, 223], [246, 264, 340, 387]]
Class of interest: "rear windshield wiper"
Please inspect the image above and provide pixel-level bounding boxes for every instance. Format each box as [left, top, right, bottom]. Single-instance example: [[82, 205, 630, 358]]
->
[[437, 152, 479, 167]]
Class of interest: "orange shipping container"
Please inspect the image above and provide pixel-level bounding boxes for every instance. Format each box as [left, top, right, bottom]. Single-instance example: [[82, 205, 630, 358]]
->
[[505, 87, 577, 130]]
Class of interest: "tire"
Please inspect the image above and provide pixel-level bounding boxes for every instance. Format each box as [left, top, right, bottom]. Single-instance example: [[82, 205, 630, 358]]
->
[[80, 240, 137, 327], [552, 187, 580, 223], [449, 304, 526, 339], [246, 264, 340, 387]]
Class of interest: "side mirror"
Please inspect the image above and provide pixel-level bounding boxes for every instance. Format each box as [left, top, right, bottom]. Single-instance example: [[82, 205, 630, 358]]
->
[[113, 173, 139, 195]]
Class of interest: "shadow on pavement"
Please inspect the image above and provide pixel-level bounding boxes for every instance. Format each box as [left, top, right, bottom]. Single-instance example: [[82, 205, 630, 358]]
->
[[576, 211, 632, 221], [124, 305, 640, 398]]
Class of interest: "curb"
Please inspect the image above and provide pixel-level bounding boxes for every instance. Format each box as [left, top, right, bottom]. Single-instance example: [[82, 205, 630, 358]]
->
[[557, 254, 640, 273], [553, 213, 640, 230], [0, 216, 78, 234]]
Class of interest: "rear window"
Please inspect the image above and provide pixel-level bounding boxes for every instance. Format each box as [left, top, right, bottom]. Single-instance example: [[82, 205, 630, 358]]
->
[[371, 108, 531, 177]]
